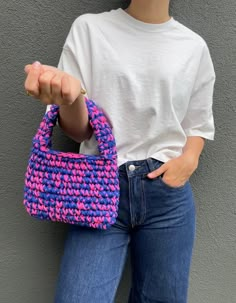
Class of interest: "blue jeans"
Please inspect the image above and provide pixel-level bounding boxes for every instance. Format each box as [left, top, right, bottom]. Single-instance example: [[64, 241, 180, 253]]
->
[[54, 157, 196, 303]]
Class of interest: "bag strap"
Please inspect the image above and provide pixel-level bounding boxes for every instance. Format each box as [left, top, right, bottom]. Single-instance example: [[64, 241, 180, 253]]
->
[[33, 97, 117, 160]]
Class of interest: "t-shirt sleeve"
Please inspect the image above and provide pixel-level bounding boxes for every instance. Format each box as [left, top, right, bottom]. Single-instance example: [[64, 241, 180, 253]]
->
[[45, 16, 89, 117], [181, 42, 216, 140]]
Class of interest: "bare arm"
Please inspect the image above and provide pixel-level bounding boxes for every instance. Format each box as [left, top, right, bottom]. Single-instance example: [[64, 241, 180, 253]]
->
[[58, 94, 93, 143], [182, 136, 205, 161]]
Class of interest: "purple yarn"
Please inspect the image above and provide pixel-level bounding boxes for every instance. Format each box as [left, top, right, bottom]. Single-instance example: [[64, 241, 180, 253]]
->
[[23, 97, 120, 229]]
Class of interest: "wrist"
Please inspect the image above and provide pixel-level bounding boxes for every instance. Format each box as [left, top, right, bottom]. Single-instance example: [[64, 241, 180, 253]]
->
[[60, 87, 86, 107], [182, 136, 205, 160], [182, 150, 199, 169], [76, 93, 86, 103], [59, 94, 85, 108], [183, 148, 200, 158]]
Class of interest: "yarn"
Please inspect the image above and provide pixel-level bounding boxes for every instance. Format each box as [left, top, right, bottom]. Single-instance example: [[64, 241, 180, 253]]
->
[[23, 97, 120, 230]]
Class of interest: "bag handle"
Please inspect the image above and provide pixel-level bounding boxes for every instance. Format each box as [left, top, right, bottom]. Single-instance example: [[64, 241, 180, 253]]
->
[[33, 97, 117, 160]]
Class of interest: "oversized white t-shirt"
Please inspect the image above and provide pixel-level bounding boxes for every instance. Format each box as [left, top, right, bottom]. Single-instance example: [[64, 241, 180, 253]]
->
[[46, 7, 216, 167]]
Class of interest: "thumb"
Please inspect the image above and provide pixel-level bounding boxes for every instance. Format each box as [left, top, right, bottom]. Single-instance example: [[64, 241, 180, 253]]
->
[[147, 164, 166, 179], [24, 62, 58, 74], [24, 61, 42, 74]]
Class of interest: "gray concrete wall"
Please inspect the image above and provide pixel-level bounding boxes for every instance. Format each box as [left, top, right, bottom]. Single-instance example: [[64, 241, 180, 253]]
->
[[0, 0, 235, 302]]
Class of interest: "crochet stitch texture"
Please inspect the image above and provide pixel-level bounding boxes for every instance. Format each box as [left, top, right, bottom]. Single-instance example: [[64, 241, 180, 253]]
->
[[23, 97, 120, 229]]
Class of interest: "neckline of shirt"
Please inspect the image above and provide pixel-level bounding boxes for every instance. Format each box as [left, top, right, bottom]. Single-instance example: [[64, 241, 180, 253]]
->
[[114, 8, 178, 32]]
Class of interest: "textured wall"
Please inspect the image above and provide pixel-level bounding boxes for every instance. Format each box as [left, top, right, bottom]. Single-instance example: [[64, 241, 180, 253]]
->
[[0, 0, 235, 302]]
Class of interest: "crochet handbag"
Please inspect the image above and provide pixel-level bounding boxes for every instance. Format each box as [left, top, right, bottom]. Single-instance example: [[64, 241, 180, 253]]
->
[[23, 97, 120, 230]]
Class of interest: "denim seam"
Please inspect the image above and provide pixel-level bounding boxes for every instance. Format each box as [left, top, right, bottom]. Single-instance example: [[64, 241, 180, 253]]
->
[[128, 176, 136, 228], [139, 177, 147, 225]]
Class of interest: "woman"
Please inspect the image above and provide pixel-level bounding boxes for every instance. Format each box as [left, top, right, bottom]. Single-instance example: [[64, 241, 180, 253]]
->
[[24, 0, 216, 302]]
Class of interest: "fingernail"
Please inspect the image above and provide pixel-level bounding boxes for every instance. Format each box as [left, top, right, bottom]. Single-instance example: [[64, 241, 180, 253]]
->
[[32, 61, 41, 69]]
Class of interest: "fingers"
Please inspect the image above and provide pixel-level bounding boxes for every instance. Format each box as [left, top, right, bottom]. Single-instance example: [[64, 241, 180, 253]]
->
[[61, 75, 73, 104], [51, 73, 63, 103], [24, 63, 59, 75], [50, 73, 75, 105], [24, 61, 42, 97], [39, 70, 57, 104], [147, 164, 167, 178], [24, 64, 31, 74], [24, 61, 82, 106], [25, 61, 63, 105]]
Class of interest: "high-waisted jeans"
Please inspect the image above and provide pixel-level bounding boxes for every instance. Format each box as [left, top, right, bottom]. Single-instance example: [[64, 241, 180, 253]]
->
[[54, 157, 196, 303]]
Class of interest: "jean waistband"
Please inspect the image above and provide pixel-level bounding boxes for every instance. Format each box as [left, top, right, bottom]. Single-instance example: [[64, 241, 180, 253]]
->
[[118, 157, 164, 176]]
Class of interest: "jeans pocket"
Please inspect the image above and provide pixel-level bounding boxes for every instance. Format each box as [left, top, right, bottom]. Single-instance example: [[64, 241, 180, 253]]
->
[[159, 173, 188, 190], [149, 158, 188, 190]]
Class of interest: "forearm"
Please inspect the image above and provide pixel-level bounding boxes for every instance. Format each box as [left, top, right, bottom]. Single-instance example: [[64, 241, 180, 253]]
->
[[182, 136, 205, 160], [58, 94, 93, 143]]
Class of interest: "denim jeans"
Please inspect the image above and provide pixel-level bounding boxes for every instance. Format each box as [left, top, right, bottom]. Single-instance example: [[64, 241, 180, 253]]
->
[[54, 157, 196, 303]]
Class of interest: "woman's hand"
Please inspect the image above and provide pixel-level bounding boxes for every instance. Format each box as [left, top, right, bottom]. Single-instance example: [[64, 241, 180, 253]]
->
[[24, 61, 84, 106], [147, 151, 199, 187]]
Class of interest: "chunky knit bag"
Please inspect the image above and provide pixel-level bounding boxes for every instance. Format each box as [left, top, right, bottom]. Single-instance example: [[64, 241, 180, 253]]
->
[[23, 97, 120, 230]]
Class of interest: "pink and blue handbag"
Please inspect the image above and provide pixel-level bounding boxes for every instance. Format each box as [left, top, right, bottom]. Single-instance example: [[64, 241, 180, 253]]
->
[[23, 97, 120, 230]]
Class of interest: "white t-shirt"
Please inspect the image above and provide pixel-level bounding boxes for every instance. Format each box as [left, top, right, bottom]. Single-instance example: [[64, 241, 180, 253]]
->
[[46, 8, 216, 167]]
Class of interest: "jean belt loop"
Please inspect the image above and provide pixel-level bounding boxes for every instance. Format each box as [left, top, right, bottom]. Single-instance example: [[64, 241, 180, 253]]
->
[[146, 157, 155, 173]]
